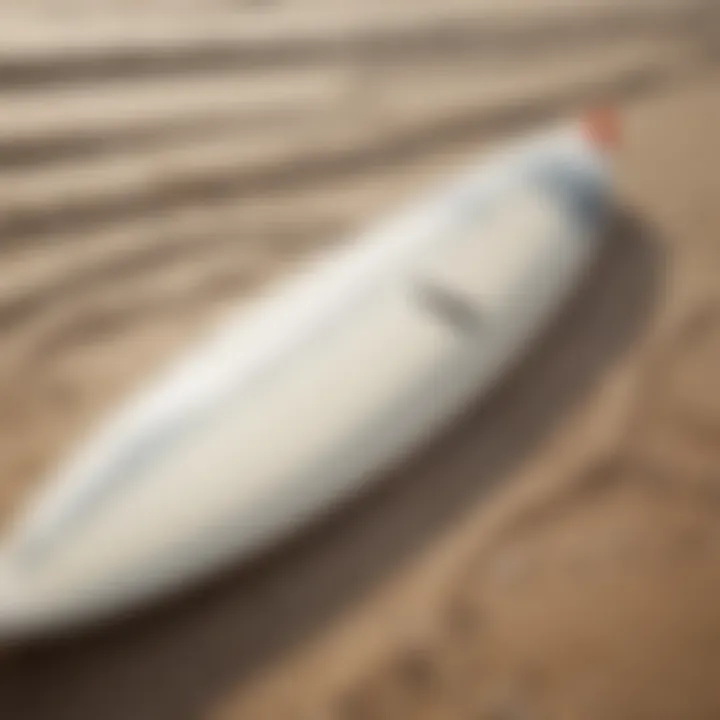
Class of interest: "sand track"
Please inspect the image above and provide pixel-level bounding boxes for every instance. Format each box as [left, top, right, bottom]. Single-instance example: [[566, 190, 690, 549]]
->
[[0, 3, 712, 87]]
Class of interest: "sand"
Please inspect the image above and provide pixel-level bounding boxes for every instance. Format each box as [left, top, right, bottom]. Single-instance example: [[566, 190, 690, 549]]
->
[[0, 1, 718, 718]]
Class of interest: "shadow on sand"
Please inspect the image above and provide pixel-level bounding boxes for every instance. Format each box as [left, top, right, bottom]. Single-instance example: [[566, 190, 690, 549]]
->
[[0, 209, 664, 720]]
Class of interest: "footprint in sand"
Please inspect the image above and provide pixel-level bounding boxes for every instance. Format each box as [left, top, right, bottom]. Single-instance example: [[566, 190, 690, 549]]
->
[[340, 456, 720, 720], [659, 304, 720, 440]]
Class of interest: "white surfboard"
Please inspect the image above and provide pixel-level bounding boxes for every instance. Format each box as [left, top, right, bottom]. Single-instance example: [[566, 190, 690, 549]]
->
[[0, 113, 617, 639]]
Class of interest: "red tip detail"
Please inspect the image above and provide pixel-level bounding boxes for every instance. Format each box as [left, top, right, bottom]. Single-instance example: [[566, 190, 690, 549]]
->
[[582, 107, 621, 150]]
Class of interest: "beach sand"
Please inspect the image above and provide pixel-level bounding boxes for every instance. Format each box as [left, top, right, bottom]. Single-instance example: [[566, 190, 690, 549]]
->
[[0, 1, 718, 717]]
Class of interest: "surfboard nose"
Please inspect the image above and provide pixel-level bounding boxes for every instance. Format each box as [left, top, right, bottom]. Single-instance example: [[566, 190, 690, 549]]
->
[[0, 551, 85, 641], [0, 555, 43, 641], [581, 107, 621, 151]]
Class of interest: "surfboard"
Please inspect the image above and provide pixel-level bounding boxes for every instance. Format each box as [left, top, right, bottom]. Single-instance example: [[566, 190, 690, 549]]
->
[[0, 112, 617, 639]]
